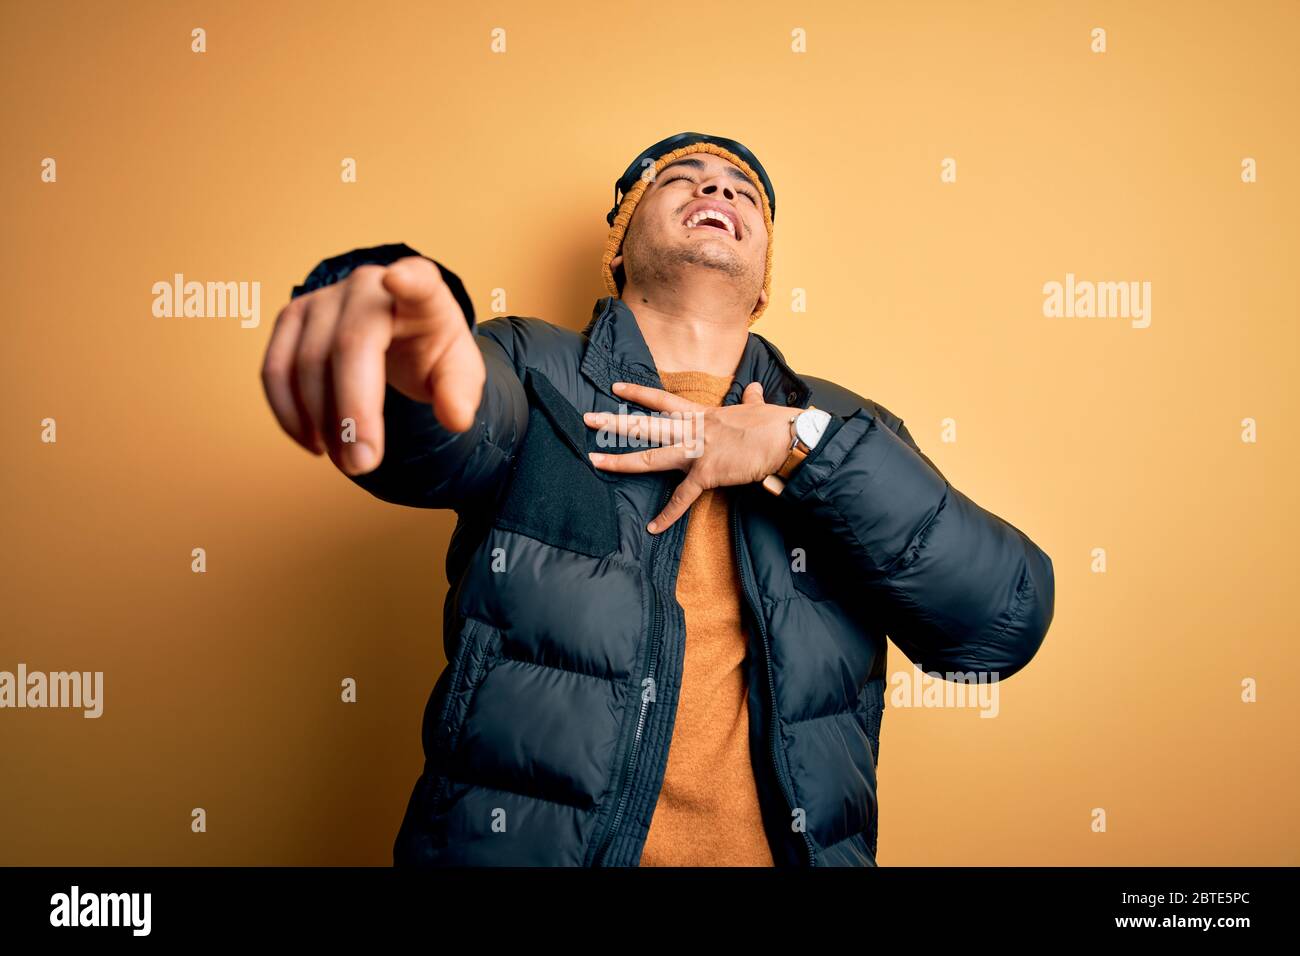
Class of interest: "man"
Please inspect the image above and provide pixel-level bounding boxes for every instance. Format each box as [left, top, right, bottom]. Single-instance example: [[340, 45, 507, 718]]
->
[[261, 131, 1055, 867]]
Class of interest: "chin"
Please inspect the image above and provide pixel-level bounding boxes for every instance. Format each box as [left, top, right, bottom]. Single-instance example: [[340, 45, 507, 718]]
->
[[678, 239, 740, 264]]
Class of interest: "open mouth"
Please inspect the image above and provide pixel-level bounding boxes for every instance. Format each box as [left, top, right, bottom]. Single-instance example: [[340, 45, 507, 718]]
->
[[683, 206, 740, 240]]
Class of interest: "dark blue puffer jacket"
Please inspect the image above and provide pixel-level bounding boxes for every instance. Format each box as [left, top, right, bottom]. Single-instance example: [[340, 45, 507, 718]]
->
[[291, 243, 1056, 867]]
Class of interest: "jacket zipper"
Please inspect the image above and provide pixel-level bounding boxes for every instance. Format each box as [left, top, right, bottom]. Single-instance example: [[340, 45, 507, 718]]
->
[[591, 475, 674, 866], [731, 501, 818, 866]]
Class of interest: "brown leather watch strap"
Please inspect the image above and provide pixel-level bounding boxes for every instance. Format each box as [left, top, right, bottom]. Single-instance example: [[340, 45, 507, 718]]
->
[[761, 412, 804, 495], [775, 442, 808, 480]]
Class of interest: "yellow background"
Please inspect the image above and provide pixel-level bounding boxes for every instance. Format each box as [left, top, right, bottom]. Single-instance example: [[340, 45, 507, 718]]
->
[[2, 0, 1296, 865]]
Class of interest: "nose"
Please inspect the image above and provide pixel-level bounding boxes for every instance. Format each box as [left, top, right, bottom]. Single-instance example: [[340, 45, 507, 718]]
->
[[697, 176, 737, 203]]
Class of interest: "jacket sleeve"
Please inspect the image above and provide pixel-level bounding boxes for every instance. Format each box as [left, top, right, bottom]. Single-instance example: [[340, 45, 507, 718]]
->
[[780, 402, 1055, 680], [290, 242, 528, 514]]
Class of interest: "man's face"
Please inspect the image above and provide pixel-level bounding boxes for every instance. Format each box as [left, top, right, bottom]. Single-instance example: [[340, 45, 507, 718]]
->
[[615, 152, 769, 311]]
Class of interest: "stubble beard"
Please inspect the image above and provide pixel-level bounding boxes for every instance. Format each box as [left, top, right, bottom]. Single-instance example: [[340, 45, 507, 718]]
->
[[624, 227, 762, 308]]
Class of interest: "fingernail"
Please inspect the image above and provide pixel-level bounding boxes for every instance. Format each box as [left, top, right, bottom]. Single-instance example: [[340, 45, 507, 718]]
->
[[583, 412, 603, 424], [612, 381, 626, 392], [588, 452, 605, 463], [347, 441, 376, 473], [646, 520, 659, 533]]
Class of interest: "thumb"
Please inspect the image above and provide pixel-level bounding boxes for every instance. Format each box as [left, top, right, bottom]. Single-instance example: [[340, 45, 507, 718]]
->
[[741, 381, 766, 405]]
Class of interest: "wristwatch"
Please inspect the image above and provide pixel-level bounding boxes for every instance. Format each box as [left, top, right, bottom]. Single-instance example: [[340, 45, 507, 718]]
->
[[761, 405, 833, 495]]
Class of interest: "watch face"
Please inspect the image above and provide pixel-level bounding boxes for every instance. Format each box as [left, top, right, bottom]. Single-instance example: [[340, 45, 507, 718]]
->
[[796, 408, 832, 449]]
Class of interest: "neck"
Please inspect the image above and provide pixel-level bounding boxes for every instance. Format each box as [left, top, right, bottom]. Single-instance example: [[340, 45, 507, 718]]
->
[[620, 280, 750, 378]]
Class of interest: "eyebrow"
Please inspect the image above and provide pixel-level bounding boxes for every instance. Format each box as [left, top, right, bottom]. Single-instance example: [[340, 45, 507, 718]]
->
[[656, 156, 756, 190]]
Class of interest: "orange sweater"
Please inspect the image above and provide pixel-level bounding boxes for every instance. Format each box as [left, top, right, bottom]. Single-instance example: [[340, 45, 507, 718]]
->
[[639, 370, 775, 867]]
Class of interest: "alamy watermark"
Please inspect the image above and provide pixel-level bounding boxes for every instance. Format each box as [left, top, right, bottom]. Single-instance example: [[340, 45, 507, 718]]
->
[[889, 664, 1000, 718], [151, 273, 260, 329], [592, 404, 707, 459], [50, 885, 150, 936], [0, 663, 103, 718], [1043, 272, 1151, 329]]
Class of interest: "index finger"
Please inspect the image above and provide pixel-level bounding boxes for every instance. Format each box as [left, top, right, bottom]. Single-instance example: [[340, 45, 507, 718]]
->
[[382, 256, 461, 335], [611, 381, 698, 414]]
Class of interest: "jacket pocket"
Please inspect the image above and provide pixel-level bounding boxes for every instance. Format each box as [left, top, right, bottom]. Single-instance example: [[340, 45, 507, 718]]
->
[[432, 617, 502, 777], [492, 367, 620, 558], [860, 674, 885, 767], [858, 674, 886, 860]]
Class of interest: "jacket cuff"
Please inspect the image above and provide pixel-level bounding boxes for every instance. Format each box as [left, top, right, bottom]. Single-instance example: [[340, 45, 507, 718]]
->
[[290, 243, 477, 335], [290, 242, 423, 298], [780, 406, 950, 573], [781, 410, 866, 500]]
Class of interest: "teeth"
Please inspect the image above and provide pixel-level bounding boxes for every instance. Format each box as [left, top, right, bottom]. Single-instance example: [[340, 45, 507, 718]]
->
[[685, 209, 736, 238]]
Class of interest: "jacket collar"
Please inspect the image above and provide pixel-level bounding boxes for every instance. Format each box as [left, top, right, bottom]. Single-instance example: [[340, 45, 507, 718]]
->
[[579, 296, 811, 410]]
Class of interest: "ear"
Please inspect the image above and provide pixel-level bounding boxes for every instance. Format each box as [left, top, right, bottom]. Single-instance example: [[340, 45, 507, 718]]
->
[[757, 287, 768, 308], [610, 253, 623, 270]]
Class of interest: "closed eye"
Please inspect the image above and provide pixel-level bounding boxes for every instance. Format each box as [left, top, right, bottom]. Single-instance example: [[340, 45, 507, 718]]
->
[[662, 174, 759, 205]]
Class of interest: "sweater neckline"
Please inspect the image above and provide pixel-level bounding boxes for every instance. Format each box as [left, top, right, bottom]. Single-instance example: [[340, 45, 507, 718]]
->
[[656, 369, 734, 406]]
